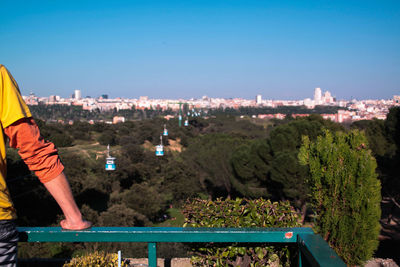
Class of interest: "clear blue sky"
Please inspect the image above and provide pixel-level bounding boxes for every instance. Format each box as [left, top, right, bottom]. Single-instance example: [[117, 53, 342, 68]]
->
[[1, 0, 399, 100]]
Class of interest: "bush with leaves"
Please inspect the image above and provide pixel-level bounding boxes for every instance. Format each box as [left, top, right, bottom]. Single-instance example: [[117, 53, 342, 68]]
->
[[63, 251, 129, 267], [182, 198, 300, 267], [298, 129, 381, 266]]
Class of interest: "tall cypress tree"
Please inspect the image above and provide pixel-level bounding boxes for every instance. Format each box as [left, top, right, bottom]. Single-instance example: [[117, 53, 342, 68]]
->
[[298, 129, 381, 266]]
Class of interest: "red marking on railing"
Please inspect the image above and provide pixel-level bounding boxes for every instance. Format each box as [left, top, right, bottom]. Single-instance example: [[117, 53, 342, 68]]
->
[[285, 232, 293, 239]]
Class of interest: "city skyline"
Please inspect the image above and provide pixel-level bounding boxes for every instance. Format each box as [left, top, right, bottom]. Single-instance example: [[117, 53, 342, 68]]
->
[[1, 1, 399, 100], [29, 87, 397, 102], [24, 86, 398, 124]]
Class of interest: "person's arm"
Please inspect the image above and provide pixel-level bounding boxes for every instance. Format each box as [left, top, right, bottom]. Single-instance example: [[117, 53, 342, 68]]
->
[[4, 117, 91, 230], [43, 172, 91, 230]]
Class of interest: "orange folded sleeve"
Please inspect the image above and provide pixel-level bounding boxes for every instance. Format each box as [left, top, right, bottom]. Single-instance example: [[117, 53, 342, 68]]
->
[[4, 118, 64, 183]]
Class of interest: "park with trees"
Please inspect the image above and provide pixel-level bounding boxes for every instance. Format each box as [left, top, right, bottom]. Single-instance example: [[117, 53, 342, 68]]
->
[[7, 105, 400, 266]]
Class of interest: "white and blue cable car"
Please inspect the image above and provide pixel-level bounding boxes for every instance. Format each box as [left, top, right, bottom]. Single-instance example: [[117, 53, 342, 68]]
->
[[163, 124, 168, 136], [155, 135, 164, 156], [105, 145, 116, 171], [184, 119, 189, 126]]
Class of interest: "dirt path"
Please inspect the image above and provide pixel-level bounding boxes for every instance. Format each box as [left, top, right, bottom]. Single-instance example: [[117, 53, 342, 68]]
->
[[374, 198, 400, 265]]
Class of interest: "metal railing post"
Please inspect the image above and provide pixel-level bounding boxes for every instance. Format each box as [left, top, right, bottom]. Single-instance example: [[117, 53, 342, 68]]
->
[[298, 249, 302, 267], [148, 242, 157, 267]]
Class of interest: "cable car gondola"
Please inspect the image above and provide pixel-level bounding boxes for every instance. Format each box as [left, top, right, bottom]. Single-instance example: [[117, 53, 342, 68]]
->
[[163, 124, 168, 136], [105, 144, 116, 171], [155, 135, 164, 156]]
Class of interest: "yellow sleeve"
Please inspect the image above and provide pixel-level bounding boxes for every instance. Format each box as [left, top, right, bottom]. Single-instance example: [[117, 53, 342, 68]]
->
[[0, 65, 32, 128]]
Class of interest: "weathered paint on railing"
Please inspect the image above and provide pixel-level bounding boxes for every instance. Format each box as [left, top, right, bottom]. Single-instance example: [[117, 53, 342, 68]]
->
[[17, 227, 346, 267], [298, 233, 346, 267]]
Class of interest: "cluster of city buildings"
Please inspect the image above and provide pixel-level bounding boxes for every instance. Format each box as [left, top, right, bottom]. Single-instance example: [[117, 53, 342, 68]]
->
[[23, 88, 400, 123]]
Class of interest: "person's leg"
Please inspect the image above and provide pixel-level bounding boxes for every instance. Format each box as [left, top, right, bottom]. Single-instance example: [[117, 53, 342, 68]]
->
[[0, 220, 18, 267]]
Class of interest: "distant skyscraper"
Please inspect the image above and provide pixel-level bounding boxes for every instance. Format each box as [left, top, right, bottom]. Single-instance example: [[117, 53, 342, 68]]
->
[[74, 90, 81, 100], [314, 88, 322, 104], [323, 91, 334, 103], [256, 94, 262, 105]]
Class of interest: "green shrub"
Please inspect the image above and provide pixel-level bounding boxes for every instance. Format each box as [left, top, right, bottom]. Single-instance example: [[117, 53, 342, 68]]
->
[[298, 129, 381, 266], [63, 251, 129, 267], [182, 198, 300, 267]]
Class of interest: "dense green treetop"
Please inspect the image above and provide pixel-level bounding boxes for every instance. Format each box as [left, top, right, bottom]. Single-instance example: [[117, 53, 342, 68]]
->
[[231, 115, 343, 214], [299, 130, 381, 265]]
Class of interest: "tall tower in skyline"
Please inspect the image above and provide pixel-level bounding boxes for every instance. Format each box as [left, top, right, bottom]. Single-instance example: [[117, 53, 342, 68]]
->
[[314, 87, 322, 104], [74, 90, 81, 100], [256, 94, 262, 105]]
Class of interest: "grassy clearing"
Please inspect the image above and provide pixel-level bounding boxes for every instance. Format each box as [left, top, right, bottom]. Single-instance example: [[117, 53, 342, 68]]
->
[[59, 143, 121, 162], [154, 208, 185, 227]]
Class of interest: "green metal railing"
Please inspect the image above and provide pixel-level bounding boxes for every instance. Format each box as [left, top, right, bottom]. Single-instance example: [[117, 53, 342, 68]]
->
[[17, 227, 346, 267]]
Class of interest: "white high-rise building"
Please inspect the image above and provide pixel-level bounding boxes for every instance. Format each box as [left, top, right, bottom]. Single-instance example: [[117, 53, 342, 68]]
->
[[74, 90, 81, 100], [256, 94, 262, 105], [314, 87, 322, 104]]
